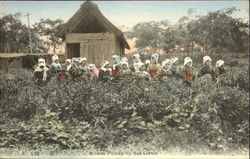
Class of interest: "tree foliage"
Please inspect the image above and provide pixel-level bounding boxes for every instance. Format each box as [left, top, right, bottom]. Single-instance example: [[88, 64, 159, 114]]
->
[[125, 8, 249, 54], [191, 8, 249, 53], [125, 21, 164, 51], [33, 19, 64, 53], [0, 13, 48, 53]]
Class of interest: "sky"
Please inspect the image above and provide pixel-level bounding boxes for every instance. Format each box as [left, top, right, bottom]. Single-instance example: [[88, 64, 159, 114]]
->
[[0, 1, 249, 29]]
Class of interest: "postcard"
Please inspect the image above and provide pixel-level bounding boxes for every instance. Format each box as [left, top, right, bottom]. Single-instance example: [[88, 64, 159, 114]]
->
[[0, 1, 249, 159]]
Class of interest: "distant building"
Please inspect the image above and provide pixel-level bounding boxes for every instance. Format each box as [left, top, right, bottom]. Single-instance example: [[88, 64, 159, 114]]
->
[[58, 1, 130, 66]]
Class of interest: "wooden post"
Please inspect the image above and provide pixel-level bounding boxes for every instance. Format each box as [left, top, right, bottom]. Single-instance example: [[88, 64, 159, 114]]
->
[[65, 43, 68, 59], [191, 41, 194, 59], [4, 59, 9, 74]]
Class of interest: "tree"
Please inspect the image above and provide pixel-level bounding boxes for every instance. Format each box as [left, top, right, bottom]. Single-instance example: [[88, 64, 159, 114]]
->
[[125, 7, 248, 54], [175, 8, 200, 55], [124, 21, 164, 52], [157, 20, 176, 53], [190, 8, 249, 53], [0, 13, 47, 53], [33, 19, 64, 53]]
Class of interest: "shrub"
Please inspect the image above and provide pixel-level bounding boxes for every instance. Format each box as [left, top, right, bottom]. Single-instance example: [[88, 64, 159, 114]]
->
[[0, 66, 248, 151]]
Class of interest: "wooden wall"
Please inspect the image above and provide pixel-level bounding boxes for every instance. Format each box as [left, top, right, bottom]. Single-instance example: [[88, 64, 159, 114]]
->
[[65, 33, 123, 66]]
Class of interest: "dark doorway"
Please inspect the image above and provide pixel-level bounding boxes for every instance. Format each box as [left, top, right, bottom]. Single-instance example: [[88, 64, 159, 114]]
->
[[67, 43, 80, 58]]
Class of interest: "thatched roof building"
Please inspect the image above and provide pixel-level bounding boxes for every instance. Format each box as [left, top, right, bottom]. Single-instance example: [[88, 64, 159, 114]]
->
[[58, 1, 130, 65]]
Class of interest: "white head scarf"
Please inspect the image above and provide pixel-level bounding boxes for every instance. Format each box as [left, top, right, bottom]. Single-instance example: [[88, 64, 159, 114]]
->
[[151, 53, 159, 63], [170, 57, 178, 66], [162, 59, 171, 68], [74, 57, 82, 65], [112, 55, 121, 69], [112, 55, 121, 64], [71, 57, 77, 64], [121, 57, 128, 63], [65, 59, 71, 64], [65, 59, 72, 71], [145, 60, 150, 65], [137, 62, 145, 72], [216, 60, 224, 67], [35, 58, 48, 81], [133, 54, 141, 63], [88, 64, 96, 70], [121, 61, 129, 69], [80, 57, 87, 63], [184, 57, 193, 67], [133, 54, 142, 71], [52, 55, 59, 62], [38, 58, 45, 64], [136, 63, 150, 78], [51, 55, 61, 68], [203, 56, 212, 65], [101, 60, 111, 72]]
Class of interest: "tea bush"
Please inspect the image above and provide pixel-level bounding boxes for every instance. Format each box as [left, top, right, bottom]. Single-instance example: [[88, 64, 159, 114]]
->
[[0, 66, 249, 152]]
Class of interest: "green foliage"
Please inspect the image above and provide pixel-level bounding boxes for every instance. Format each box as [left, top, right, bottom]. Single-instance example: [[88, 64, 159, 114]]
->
[[218, 66, 249, 92], [0, 13, 48, 53], [0, 67, 249, 151], [125, 21, 166, 50], [125, 7, 249, 54], [0, 109, 90, 149], [33, 19, 64, 53], [191, 8, 249, 53]]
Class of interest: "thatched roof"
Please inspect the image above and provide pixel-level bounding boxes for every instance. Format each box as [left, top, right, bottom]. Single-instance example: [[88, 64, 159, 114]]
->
[[58, 1, 130, 50]]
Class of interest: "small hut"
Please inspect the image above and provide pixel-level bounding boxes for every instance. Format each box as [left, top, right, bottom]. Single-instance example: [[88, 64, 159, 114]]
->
[[58, 1, 130, 66]]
